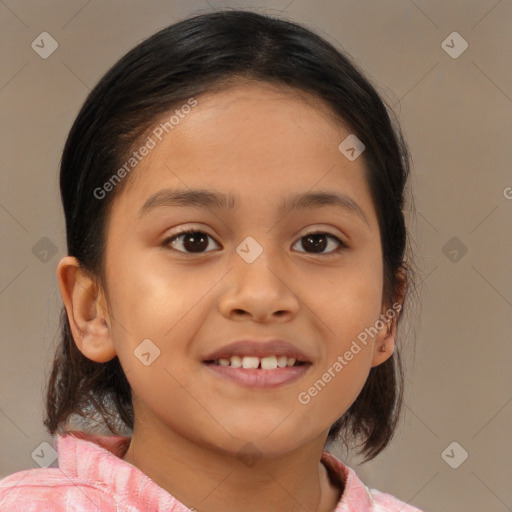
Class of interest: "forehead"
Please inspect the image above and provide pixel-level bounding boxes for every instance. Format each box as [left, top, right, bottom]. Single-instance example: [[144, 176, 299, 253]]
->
[[194, 81, 345, 146], [112, 81, 376, 225]]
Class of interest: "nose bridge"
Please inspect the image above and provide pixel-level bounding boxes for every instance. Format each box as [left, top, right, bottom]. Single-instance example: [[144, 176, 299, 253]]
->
[[218, 234, 299, 320], [235, 234, 285, 289]]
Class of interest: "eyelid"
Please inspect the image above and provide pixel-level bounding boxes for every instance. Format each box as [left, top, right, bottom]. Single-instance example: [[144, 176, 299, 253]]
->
[[299, 224, 348, 243]]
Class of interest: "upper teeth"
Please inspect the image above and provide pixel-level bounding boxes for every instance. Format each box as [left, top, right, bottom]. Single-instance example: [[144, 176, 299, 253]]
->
[[215, 355, 297, 369]]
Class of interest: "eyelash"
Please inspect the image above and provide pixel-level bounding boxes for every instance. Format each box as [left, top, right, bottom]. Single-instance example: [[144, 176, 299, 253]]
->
[[162, 228, 347, 257]]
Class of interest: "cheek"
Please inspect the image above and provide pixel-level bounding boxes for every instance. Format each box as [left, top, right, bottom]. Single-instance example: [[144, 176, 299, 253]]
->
[[106, 251, 202, 341], [105, 254, 215, 397], [296, 355, 372, 437], [105, 255, 208, 427], [305, 257, 383, 341], [293, 263, 382, 429], [297, 317, 376, 434]]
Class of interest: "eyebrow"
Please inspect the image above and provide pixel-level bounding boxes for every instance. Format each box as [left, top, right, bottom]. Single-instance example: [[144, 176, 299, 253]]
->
[[139, 188, 370, 227]]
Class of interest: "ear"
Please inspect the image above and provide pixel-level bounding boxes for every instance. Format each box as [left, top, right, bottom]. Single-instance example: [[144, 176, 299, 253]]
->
[[371, 267, 407, 368], [56, 256, 117, 363]]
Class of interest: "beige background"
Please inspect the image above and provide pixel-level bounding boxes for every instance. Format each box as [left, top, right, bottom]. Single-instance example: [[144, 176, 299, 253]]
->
[[1, 1, 511, 510]]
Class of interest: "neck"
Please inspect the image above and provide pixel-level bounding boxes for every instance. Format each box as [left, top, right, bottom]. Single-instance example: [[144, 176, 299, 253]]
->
[[122, 411, 342, 512]]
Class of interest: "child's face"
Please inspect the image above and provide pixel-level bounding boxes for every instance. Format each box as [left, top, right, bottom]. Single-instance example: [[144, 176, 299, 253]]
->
[[100, 81, 393, 456]]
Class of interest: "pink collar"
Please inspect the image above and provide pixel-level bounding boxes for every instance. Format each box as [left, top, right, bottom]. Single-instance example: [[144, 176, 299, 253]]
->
[[57, 430, 376, 511]]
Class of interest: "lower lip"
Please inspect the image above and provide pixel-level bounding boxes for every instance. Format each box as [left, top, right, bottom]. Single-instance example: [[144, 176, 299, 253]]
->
[[203, 363, 311, 389]]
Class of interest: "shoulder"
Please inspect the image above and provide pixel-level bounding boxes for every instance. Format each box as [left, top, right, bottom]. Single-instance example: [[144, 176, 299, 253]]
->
[[343, 470, 424, 512], [0, 468, 117, 512], [321, 451, 424, 512], [367, 487, 424, 511]]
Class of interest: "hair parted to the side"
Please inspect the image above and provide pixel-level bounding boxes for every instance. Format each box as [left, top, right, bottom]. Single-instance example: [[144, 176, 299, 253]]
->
[[45, 8, 418, 463]]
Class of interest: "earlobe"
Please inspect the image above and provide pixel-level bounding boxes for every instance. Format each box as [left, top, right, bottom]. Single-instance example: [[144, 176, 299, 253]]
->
[[370, 317, 396, 367], [56, 256, 117, 363], [371, 268, 407, 367], [371, 298, 404, 368]]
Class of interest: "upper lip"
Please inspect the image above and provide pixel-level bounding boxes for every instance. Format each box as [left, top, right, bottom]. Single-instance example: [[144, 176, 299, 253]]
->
[[203, 339, 313, 363]]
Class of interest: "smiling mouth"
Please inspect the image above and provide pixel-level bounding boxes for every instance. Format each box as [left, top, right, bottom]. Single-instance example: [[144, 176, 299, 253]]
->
[[202, 356, 311, 389], [204, 355, 307, 369]]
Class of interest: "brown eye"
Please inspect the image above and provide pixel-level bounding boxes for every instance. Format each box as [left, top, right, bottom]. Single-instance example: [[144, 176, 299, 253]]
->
[[293, 233, 346, 255], [164, 230, 220, 253], [163, 230, 346, 256]]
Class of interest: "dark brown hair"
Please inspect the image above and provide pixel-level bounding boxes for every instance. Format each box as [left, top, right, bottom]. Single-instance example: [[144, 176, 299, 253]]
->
[[45, 8, 417, 463]]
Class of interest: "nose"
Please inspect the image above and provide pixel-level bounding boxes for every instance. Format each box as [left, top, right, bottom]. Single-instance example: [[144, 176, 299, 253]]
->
[[218, 252, 300, 323]]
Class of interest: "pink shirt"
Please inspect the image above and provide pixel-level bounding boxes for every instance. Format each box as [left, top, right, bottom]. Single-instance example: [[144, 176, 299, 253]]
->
[[0, 431, 423, 511]]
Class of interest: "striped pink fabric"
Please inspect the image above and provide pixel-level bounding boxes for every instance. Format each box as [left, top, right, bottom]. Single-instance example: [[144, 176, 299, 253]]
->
[[0, 431, 423, 511]]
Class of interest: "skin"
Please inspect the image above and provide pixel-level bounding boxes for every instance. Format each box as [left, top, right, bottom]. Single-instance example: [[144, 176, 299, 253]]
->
[[57, 80, 405, 512]]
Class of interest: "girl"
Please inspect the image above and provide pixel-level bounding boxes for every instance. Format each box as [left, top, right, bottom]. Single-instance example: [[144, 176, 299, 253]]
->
[[0, 9, 423, 512]]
